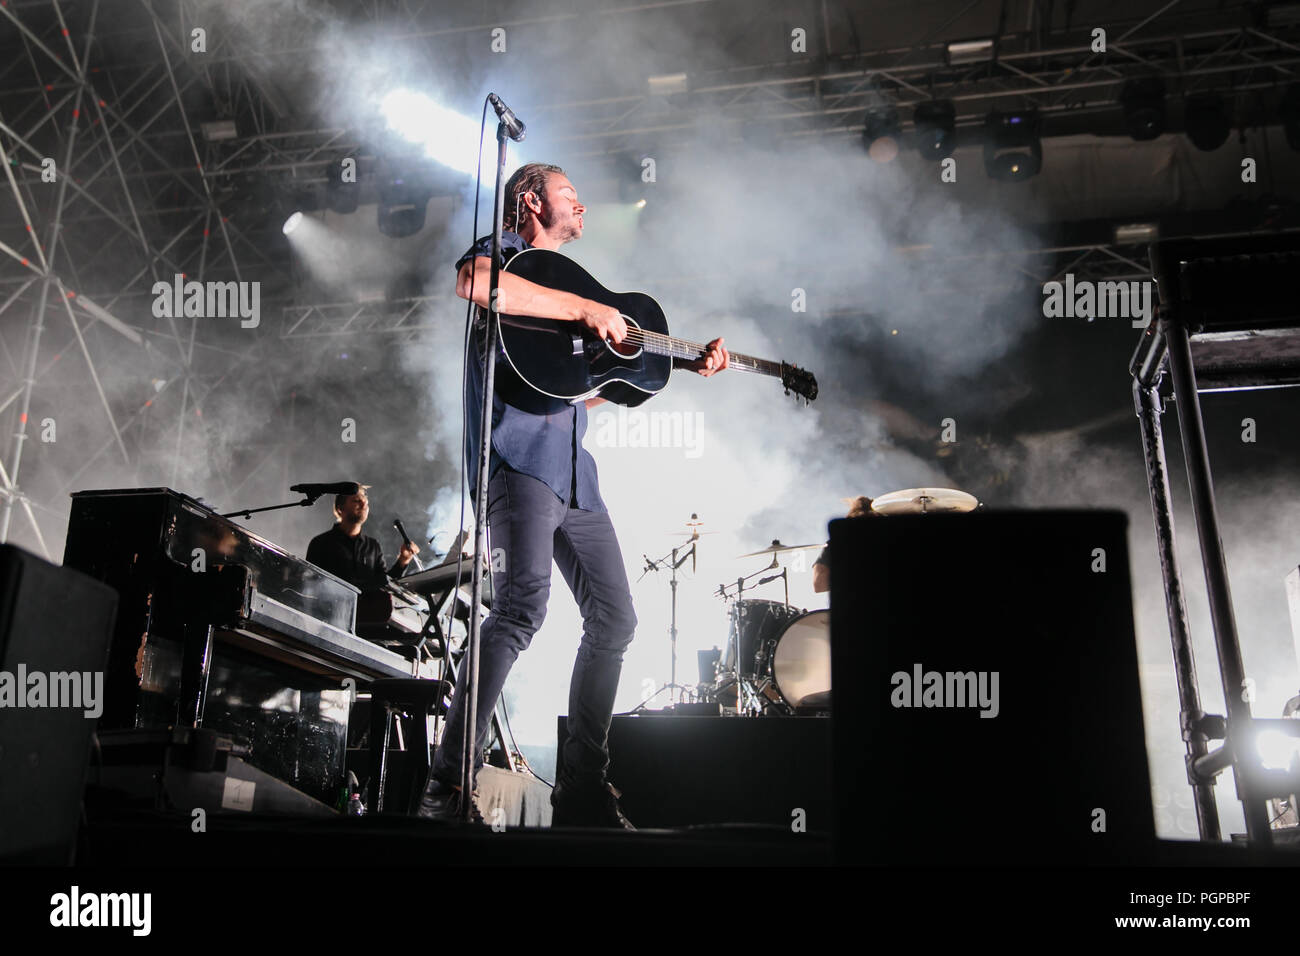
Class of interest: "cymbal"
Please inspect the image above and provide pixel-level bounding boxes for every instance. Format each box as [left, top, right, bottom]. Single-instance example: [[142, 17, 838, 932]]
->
[[737, 539, 824, 559], [666, 513, 719, 538], [870, 487, 979, 515]]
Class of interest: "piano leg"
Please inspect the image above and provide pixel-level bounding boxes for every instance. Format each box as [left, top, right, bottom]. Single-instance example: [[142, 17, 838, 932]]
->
[[178, 622, 215, 727]]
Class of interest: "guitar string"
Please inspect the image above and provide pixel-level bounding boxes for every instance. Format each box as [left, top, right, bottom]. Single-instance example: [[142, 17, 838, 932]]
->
[[490, 309, 808, 381], [615, 326, 780, 373]]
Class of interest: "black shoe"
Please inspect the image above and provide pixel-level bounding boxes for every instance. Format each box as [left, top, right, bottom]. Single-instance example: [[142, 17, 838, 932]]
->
[[417, 777, 483, 824], [551, 776, 636, 829]]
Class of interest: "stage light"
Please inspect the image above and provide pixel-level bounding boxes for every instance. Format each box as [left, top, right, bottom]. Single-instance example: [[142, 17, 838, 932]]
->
[[647, 72, 688, 96], [1113, 222, 1159, 245], [863, 107, 901, 163], [201, 119, 238, 142], [635, 198, 647, 209], [914, 100, 956, 161], [1185, 93, 1230, 151], [381, 89, 484, 175], [946, 38, 994, 65], [1256, 728, 1300, 771], [377, 173, 431, 238], [1121, 77, 1167, 141], [1282, 85, 1300, 150], [282, 211, 303, 235], [983, 111, 1041, 182], [1266, 2, 1300, 27]]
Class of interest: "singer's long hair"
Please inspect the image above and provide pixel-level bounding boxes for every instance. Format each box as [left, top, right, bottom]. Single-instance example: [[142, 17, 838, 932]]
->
[[502, 162, 565, 233]]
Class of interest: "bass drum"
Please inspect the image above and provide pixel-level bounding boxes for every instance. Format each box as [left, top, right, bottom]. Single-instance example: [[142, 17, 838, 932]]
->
[[759, 609, 831, 712], [722, 599, 803, 679]]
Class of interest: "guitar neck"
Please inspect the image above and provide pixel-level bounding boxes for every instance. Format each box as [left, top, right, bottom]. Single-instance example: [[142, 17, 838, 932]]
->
[[635, 330, 782, 380]]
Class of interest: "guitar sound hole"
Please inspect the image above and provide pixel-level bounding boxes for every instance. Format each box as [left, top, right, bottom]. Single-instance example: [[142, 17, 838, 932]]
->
[[609, 339, 639, 357]]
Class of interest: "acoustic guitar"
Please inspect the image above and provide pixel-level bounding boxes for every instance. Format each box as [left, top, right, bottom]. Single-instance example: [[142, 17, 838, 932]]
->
[[484, 248, 819, 414]]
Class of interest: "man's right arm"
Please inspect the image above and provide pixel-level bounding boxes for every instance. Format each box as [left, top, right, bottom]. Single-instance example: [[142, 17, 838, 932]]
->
[[455, 257, 627, 343]]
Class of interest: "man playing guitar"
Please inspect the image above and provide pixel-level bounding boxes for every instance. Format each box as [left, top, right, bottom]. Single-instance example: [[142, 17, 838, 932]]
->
[[419, 162, 729, 827]]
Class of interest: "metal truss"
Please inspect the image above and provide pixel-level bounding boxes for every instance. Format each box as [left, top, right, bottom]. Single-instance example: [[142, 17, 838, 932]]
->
[[280, 296, 444, 342], [0, 0, 302, 554], [15, 5, 1293, 181], [540, 21, 1300, 157], [272, 233, 1150, 342], [142, 8, 1300, 178]]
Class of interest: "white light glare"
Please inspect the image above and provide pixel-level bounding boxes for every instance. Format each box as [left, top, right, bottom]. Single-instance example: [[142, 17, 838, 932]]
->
[[282, 211, 303, 235], [381, 89, 515, 177], [1256, 727, 1300, 771]]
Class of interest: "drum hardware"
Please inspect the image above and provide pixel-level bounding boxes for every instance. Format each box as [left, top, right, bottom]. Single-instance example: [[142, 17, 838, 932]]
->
[[713, 547, 810, 714], [638, 514, 708, 706], [696, 647, 722, 686], [756, 563, 790, 608]]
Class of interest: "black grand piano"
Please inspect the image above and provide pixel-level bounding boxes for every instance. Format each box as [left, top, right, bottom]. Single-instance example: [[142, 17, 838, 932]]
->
[[64, 487, 420, 807]]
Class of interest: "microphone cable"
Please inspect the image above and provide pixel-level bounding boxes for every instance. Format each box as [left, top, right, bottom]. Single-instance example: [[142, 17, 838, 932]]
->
[[441, 95, 492, 653]]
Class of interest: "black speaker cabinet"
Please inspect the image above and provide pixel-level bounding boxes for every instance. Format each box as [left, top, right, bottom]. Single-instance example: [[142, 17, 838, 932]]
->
[[0, 545, 118, 862], [829, 510, 1154, 864]]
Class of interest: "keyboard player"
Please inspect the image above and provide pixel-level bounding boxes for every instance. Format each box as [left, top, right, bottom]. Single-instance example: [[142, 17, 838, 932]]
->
[[306, 483, 419, 590]]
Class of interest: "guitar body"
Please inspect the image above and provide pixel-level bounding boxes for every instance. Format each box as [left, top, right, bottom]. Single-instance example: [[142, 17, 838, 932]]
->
[[483, 247, 818, 411], [492, 249, 672, 413]]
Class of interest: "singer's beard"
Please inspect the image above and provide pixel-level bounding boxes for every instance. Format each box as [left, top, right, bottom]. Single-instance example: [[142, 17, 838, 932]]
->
[[539, 204, 580, 241]]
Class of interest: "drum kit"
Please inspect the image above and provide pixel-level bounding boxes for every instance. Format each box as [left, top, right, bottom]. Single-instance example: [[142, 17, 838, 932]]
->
[[661, 488, 979, 716]]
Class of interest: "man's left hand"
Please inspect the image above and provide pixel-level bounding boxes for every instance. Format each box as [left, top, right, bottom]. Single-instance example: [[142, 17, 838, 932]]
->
[[397, 541, 420, 566], [686, 337, 730, 377]]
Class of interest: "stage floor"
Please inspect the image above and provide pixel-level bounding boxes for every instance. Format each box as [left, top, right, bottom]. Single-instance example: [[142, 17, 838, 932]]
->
[[77, 809, 834, 866]]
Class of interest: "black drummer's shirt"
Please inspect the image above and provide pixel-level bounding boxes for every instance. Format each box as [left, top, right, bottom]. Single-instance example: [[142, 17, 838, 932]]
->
[[306, 524, 409, 591], [814, 545, 830, 569]]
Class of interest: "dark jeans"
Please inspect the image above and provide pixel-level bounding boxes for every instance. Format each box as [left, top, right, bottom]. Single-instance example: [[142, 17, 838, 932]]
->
[[431, 467, 637, 789]]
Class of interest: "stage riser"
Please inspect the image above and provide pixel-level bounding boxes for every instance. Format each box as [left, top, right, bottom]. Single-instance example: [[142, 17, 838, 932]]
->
[[558, 714, 832, 830]]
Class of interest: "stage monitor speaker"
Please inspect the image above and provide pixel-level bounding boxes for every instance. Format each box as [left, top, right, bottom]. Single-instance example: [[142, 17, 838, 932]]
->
[[0, 545, 118, 863], [829, 509, 1154, 864]]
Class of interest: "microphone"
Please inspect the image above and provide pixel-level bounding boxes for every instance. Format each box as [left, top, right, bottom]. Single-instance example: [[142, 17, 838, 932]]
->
[[488, 93, 526, 142], [291, 481, 359, 497], [758, 569, 787, 586], [393, 518, 414, 547], [393, 517, 423, 571]]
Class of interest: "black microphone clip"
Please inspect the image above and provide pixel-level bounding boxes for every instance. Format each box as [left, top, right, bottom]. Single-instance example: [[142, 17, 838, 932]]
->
[[488, 93, 526, 142]]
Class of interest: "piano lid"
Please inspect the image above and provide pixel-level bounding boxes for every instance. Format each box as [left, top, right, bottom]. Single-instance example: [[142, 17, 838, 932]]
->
[[68, 487, 359, 634]]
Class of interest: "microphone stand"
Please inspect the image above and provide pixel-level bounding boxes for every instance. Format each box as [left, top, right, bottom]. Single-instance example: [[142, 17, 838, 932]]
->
[[460, 118, 512, 818], [220, 494, 324, 520], [638, 541, 696, 706], [715, 560, 786, 716]]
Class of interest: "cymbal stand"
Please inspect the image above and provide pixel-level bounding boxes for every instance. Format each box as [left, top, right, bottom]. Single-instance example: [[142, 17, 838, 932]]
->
[[637, 541, 696, 705], [715, 563, 780, 716]]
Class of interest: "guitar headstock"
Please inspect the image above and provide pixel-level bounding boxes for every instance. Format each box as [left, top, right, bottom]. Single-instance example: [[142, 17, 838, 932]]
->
[[780, 362, 819, 404]]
